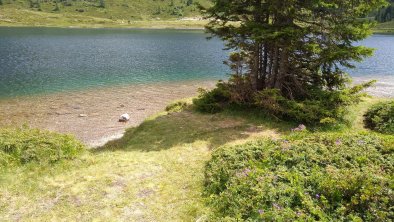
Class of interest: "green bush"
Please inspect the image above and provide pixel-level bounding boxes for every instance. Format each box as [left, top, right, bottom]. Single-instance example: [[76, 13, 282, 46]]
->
[[204, 133, 394, 221], [364, 100, 394, 134], [0, 127, 85, 167], [254, 88, 360, 124], [193, 81, 231, 113], [194, 78, 371, 125], [165, 101, 188, 113]]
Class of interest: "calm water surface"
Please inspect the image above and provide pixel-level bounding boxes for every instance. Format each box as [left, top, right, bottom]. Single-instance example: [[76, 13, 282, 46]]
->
[[0, 27, 393, 98]]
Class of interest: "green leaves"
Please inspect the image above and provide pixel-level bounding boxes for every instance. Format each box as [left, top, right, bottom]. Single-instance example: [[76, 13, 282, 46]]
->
[[204, 0, 386, 100], [204, 133, 394, 221], [364, 100, 394, 134]]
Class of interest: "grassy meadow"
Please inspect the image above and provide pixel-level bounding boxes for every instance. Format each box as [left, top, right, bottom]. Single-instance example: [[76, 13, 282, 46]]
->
[[0, 0, 210, 28], [1, 96, 390, 221], [375, 20, 394, 33], [0, 6, 208, 29], [1, 1, 393, 31]]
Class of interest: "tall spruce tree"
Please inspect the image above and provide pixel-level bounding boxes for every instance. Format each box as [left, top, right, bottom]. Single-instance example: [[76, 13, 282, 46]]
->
[[203, 0, 387, 100]]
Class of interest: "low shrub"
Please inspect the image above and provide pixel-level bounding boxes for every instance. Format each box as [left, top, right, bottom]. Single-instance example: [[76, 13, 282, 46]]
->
[[254, 88, 361, 124], [165, 101, 188, 113], [193, 81, 230, 113], [364, 100, 394, 134], [204, 133, 394, 221], [193, 78, 371, 125], [0, 127, 85, 167]]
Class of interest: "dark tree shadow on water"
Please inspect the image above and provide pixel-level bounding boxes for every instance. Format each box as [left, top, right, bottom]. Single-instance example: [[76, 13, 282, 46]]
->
[[93, 107, 291, 153]]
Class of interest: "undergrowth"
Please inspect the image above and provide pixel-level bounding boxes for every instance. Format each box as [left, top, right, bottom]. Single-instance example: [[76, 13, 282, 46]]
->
[[204, 132, 394, 221], [364, 100, 394, 134], [0, 127, 85, 167]]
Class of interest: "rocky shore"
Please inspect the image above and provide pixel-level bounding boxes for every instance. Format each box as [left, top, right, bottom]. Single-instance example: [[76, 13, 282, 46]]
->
[[0, 81, 215, 147]]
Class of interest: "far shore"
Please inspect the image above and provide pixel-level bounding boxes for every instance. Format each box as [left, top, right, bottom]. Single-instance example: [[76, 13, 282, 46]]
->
[[1, 21, 393, 34], [0, 81, 216, 147], [1, 23, 393, 34], [0, 18, 208, 30], [0, 23, 206, 30]]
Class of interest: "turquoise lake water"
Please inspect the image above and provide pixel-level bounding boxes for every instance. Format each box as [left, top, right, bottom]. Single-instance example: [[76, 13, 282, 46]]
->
[[0, 27, 393, 98]]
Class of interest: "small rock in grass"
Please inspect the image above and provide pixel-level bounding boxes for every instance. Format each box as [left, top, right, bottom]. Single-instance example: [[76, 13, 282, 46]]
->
[[292, 124, 306, 132], [119, 113, 130, 122]]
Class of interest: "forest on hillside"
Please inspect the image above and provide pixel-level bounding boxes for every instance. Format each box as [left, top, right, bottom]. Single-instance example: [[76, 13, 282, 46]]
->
[[374, 0, 394, 22]]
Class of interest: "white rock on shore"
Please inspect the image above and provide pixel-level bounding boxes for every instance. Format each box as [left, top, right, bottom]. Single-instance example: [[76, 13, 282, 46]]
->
[[119, 113, 130, 122]]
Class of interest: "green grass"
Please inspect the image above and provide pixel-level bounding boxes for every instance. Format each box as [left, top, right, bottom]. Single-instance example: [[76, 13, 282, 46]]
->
[[0, 100, 289, 221], [0, 0, 210, 28], [1, 1, 393, 31], [0, 97, 385, 220], [374, 20, 394, 33], [0, 127, 85, 167], [205, 132, 394, 220]]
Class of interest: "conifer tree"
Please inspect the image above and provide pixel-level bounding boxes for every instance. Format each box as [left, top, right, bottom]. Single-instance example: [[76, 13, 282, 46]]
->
[[203, 0, 387, 99]]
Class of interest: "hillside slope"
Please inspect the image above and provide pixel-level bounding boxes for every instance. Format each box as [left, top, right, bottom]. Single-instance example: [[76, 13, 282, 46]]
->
[[375, 20, 394, 33], [0, 0, 210, 28], [1, 0, 393, 30]]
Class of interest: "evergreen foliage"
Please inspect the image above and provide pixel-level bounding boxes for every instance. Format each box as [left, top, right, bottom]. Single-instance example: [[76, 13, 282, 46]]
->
[[376, 0, 394, 22], [165, 101, 188, 113], [204, 132, 394, 221], [53, 1, 60, 11], [98, 0, 105, 8], [364, 100, 394, 134], [197, 0, 387, 124]]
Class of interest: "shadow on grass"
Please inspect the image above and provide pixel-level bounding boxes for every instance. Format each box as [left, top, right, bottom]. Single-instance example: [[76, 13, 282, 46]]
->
[[94, 107, 292, 153]]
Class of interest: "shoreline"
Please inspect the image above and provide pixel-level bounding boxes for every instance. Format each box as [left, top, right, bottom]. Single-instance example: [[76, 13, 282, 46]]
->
[[0, 77, 392, 147], [353, 75, 394, 98], [0, 23, 206, 30], [0, 80, 216, 147], [1, 24, 393, 34]]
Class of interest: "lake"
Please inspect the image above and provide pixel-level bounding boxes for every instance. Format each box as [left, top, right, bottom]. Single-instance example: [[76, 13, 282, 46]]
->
[[0, 27, 393, 98]]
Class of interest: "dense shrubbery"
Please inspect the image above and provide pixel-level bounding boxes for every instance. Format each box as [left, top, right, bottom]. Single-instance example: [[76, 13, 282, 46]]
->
[[364, 100, 394, 134], [193, 81, 230, 113], [204, 133, 394, 221], [193, 77, 372, 124], [0, 127, 85, 167]]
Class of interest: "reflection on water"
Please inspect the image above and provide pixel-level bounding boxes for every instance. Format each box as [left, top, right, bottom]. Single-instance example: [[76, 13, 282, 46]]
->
[[0, 28, 393, 98]]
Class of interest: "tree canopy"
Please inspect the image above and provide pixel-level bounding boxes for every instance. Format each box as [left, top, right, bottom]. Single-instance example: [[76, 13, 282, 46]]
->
[[375, 0, 394, 22], [202, 0, 387, 100]]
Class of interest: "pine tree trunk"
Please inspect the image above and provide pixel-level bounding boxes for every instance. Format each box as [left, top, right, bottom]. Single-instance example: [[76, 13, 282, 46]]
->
[[251, 44, 260, 91], [271, 46, 280, 89], [275, 47, 289, 91]]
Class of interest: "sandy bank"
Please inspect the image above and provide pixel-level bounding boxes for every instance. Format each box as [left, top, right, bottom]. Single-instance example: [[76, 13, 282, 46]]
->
[[353, 75, 394, 98], [0, 81, 215, 147]]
